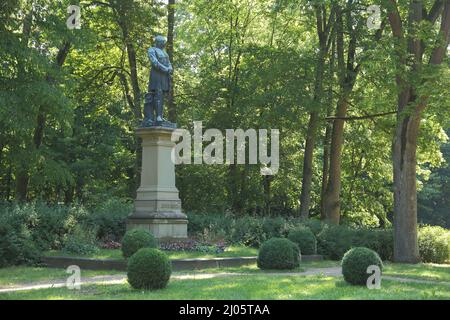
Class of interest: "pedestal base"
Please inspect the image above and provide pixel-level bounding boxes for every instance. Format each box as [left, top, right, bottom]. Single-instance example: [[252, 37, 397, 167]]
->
[[127, 126, 188, 240], [127, 217, 188, 239]]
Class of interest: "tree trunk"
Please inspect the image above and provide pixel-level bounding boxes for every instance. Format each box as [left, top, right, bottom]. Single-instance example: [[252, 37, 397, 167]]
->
[[299, 4, 333, 218], [323, 95, 348, 224], [387, 0, 450, 263], [322, 4, 358, 224], [392, 100, 421, 263], [321, 39, 335, 220], [299, 111, 320, 218], [263, 175, 272, 215]]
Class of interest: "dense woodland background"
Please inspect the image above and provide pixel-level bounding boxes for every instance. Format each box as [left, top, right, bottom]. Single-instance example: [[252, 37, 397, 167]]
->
[[0, 0, 449, 237]]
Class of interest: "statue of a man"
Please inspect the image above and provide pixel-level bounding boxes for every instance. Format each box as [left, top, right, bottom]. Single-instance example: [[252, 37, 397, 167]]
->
[[143, 35, 173, 126]]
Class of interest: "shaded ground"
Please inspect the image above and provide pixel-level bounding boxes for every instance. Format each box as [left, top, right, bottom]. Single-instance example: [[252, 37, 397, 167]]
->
[[1, 266, 449, 294]]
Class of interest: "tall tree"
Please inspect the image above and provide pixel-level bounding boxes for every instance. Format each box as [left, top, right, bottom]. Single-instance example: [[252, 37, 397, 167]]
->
[[299, 2, 335, 219], [386, 0, 450, 262]]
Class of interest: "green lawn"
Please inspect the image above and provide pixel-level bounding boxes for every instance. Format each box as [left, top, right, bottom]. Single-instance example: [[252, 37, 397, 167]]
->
[[0, 275, 448, 300], [384, 262, 450, 282], [0, 267, 124, 288], [0, 261, 333, 287], [45, 246, 258, 260]]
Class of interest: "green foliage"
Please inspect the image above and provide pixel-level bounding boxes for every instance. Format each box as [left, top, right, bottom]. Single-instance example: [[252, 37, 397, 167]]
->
[[355, 229, 394, 262], [301, 219, 325, 236], [62, 226, 99, 255], [317, 225, 356, 260], [341, 247, 383, 286], [257, 238, 300, 270], [30, 202, 89, 250], [0, 205, 41, 267], [187, 213, 303, 246], [127, 248, 171, 290], [418, 225, 449, 264], [229, 216, 266, 247], [317, 224, 393, 261], [84, 199, 132, 241], [418, 131, 450, 228], [287, 226, 317, 255], [121, 229, 158, 258]]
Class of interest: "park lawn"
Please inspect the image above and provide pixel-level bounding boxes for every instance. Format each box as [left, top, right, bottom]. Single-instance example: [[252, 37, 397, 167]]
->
[[176, 260, 342, 275], [383, 262, 450, 282], [0, 260, 330, 287], [44, 246, 258, 260], [0, 266, 124, 288], [0, 275, 449, 300]]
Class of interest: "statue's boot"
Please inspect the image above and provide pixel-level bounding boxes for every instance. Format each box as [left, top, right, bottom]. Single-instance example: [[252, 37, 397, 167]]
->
[[155, 90, 164, 122]]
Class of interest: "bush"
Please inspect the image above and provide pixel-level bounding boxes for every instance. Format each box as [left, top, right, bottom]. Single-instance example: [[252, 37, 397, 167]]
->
[[32, 202, 88, 250], [418, 225, 449, 264], [127, 248, 171, 290], [0, 206, 41, 267], [85, 199, 132, 241], [341, 247, 383, 285], [301, 219, 325, 236], [317, 224, 355, 260], [121, 229, 158, 258], [63, 226, 99, 255], [287, 226, 317, 255], [229, 216, 265, 247], [317, 224, 394, 261], [354, 229, 393, 261], [262, 217, 291, 239], [257, 238, 300, 270]]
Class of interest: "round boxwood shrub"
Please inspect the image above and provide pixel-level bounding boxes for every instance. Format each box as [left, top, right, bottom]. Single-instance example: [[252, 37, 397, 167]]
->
[[121, 229, 158, 258], [288, 226, 317, 255], [341, 247, 383, 285], [127, 248, 171, 290], [418, 226, 449, 264], [257, 237, 300, 270]]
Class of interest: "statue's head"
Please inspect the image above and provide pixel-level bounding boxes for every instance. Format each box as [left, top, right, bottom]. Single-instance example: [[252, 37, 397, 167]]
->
[[154, 35, 167, 49]]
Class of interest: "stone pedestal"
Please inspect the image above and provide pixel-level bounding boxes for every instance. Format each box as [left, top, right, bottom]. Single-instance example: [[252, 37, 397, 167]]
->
[[127, 126, 188, 239]]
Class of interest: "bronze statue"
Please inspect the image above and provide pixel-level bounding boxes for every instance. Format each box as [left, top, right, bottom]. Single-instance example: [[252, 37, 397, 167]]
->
[[142, 35, 175, 127]]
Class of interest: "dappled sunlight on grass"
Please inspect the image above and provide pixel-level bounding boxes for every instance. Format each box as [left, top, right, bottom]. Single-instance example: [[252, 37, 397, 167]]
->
[[1, 274, 449, 300], [384, 262, 450, 282]]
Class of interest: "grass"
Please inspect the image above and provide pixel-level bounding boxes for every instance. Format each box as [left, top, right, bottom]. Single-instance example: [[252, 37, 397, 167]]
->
[[0, 275, 448, 300], [0, 266, 124, 288], [1, 259, 449, 299], [383, 262, 450, 282], [44, 246, 258, 260]]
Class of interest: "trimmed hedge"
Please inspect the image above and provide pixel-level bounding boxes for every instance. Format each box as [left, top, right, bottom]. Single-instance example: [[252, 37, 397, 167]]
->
[[317, 225, 393, 261], [418, 225, 449, 264], [127, 248, 171, 290], [287, 226, 317, 255], [121, 229, 158, 258], [342, 247, 383, 285], [257, 237, 300, 270]]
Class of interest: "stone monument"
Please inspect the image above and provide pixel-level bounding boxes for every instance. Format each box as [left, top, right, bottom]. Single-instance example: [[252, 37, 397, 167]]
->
[[126, 35, 188, 239]]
